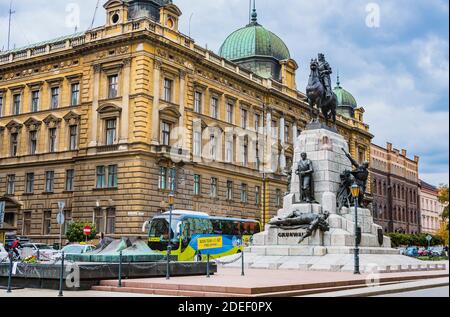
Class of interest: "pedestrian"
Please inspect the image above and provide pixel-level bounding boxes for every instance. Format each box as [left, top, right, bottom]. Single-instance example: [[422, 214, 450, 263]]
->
[[11, 238, 21, 258]]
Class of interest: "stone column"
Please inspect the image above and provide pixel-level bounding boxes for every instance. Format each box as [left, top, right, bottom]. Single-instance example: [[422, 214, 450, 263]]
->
[[265, 109, 272, 173], [119, 58, 131, 147], [89, 64, 101, 148], [279, 116, 286, 171], [292, 121, 298, 148], [151, 59, 162, 145], [178, 70, 186, 149]]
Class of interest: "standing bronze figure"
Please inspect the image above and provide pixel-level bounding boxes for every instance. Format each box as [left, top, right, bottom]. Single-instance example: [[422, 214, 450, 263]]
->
[[295, 152, 315, 203], [306, 54, 337, 127], [341, 148, 369, 204]]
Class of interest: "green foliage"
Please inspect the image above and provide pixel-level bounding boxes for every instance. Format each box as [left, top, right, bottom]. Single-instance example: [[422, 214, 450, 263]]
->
[[65, 221, 97, 243], [387, 232, 444, 248], [438, 184, 449, 223], [417, 256, 449, 261]]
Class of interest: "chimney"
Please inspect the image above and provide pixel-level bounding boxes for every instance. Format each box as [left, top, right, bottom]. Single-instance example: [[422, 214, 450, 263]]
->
[[386, 142, 393, 151], [414, 155, 420, 163], [401, 149, 407, 157]]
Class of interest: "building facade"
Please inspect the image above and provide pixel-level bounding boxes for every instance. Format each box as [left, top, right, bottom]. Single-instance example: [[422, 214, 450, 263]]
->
[[419, 180, 444, 234], [370, 143, 420, 234], [0, 0, 372, 243]]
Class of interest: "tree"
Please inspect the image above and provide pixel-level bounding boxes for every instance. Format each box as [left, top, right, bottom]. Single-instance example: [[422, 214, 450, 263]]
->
[[437, 222, 449, 246], [438, 184, 449, 230], [66, 221, 97, 243]]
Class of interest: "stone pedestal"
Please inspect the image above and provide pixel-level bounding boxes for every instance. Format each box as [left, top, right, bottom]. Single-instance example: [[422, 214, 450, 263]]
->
[[290, 128, 352, 210]]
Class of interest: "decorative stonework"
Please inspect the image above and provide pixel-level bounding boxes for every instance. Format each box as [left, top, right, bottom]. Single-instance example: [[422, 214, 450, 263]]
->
[[24, 117, 42, 131], [42, 114, 62, 127], [5, 120, 23, 133], [63, 111, 81, 125]]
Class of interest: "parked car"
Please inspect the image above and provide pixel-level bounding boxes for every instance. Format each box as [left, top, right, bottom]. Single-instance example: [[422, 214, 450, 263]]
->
[[405, 246, 419, 257], [398, 247, 407, 255], [429, 247, 445, 257], [0, 243, 8, 263], [52, 244, 96, 260], [418, 247, 430, 257], [20, 243, 58, 261]]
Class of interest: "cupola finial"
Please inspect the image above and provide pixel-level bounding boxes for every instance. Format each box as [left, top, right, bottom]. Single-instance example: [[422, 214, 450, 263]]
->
[[336, 71, 341, 87], [251, 0, 258, 23]]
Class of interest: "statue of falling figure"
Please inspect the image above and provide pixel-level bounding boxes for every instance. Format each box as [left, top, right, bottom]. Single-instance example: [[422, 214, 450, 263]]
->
[[268, 211, 330, 244]]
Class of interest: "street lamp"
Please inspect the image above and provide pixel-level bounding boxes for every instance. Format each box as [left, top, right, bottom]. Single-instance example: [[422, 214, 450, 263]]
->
[[166, 192, 175, 280], [351, 183, 361, 275]]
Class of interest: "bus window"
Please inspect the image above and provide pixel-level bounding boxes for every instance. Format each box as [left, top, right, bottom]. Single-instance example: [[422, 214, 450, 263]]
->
[[211, 219, 223, 234], [149, 217, 180, 242], [182, 217, 213, 239]]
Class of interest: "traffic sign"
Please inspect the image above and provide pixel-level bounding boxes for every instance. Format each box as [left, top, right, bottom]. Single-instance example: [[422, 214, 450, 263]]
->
[[426, 235, 433, 242], [83, 226, 92, 236], [56, 212, 65, 225], [58, 201, 65, 212]]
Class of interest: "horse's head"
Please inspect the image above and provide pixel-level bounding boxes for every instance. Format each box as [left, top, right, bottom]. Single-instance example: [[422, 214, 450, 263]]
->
[[310, 59, 319, 72]]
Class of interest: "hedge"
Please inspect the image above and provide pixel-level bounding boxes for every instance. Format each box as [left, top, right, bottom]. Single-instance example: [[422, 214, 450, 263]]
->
[[387, 233, 444, 248]]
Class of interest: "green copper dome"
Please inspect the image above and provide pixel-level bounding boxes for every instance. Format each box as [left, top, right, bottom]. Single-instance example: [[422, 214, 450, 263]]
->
[[219, 24, 291, 62], [333, 77, 358, 109], [218, 7, 290, 80]]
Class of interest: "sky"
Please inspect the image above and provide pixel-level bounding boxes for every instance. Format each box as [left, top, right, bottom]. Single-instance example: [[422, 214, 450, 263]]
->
[[0, 0, 448, 186]]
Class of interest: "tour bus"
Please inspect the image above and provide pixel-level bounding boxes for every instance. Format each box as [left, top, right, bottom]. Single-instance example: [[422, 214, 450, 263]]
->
[[147, 210, 261, 261]]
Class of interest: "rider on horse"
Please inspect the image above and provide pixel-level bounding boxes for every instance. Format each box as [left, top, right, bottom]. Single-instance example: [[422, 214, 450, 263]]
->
[[318, 53, 333, 99]]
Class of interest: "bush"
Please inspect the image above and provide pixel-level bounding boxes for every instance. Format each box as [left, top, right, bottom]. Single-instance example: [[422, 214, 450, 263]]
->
[[65, 222, 97, 243], [387, 232, 444, 248]]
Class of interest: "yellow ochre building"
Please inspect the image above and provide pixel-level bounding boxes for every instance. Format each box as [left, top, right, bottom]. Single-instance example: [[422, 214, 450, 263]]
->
[[0, 0, 372, 242]]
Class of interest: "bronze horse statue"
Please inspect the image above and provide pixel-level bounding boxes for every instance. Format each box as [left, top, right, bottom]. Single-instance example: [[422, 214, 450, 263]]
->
[[306, 59, 337, 127]]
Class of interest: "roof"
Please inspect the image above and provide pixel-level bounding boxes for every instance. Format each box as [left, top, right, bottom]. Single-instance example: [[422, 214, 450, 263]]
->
[[0, 32, 85, 56], [420, 180, 438, 192], [333, 76, 358, 109], [218, 9, 290, 63]]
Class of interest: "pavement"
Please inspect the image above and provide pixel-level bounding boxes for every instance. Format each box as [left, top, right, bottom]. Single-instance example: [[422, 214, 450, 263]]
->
[[0, 288, 162, 297], [301, 277, 449, 297]]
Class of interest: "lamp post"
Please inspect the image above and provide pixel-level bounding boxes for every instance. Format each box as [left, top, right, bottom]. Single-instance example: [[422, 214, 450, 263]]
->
[[351, 183, 361, 275], [166, 192, 175, 280]]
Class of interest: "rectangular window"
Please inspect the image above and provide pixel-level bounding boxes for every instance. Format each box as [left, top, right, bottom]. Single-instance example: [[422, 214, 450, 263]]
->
[[25, 173, 34, 194], [0, 95, 3, 117], [242, 137, 248, 166], [64, 210, 72, 234], [95, 208, 104, 233], [23, 212, 32, 236], [10, 133, 18, 157], [43, 210, 52, 235], [193, 130, 202, 157], [210, 177, 218, 198], [96, 166, 106, 188], [193, 174, 201, 196], [240, 183, 248, 203], [210, 134, 217, 160], [45, 171, 55, 192], [226, 102, 234, 124], [163, 78, 173, 102], [51, 87, 59, 109], [49, 128, 57, 153], [254, 113, 261, 132], [255, 186, 261, 205], [69, 125, 78, 150], [29, 131, 37, 155], [225, 138, 233, 163], [31, 90, 40, 112], [106, 208, 116, 234], [13, 94, 21, 115], [160, 121, 171, 146], [6, 175, 15, 195], [105, 119, 117, 145], [108, 75, 119, 99], [65, 169, 74, 191], [71, 83, 80, 106], [284, 125, 290, 143], [158, 167, 167, 190], [210, 97, 218, 119], [168, 168, 176, 191], [241, 109, 248, 129], [276, 189, 282, 207], [272, 120, 278, 139], [194, 91, 202, 113], [108, 165, 118, 188], [226, 181, 233, 201]]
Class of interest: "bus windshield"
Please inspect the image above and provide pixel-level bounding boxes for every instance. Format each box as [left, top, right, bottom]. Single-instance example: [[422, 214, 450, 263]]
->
[[149, 217, 181, 242]]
